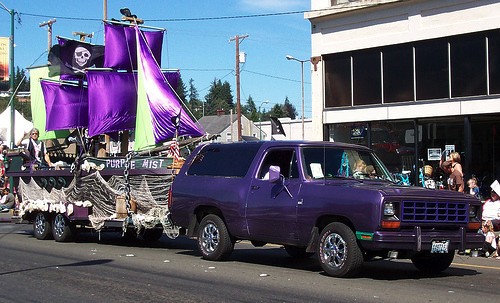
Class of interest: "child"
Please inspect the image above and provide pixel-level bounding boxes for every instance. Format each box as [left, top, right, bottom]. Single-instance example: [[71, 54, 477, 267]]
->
[[467, 177, 480, 199], [481, 220, 497, 257]]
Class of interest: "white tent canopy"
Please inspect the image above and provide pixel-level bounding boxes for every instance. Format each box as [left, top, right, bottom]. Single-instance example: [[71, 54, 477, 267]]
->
[[0, 108, 34, 146]]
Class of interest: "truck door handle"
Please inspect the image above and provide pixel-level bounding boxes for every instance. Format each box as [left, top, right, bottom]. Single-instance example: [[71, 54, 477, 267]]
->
[[251, 185, 260, 190]]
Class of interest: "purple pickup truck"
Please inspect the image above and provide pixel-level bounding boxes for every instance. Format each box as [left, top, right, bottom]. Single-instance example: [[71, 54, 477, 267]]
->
[[169, 141, 483, 277]]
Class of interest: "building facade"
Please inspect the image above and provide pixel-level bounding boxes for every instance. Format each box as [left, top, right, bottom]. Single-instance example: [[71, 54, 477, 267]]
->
[[306, 0, 500, 189]]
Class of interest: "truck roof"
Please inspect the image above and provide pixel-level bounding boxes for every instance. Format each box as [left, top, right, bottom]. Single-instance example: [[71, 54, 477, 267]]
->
[[201, 140, 372, 151]]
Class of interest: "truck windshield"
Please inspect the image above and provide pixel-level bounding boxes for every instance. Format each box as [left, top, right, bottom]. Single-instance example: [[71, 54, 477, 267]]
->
[[301, 146, 394, 182]]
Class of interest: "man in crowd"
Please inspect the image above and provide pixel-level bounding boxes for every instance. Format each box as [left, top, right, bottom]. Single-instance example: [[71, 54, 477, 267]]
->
[[0, 187, 15, 212]]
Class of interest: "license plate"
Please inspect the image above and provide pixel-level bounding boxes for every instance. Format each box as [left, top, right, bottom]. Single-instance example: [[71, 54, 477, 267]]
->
[[431, 240, 449, 253]]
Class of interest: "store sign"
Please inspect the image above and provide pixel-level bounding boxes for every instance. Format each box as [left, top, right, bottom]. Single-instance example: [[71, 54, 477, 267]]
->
[[351, 126, 366, 139]]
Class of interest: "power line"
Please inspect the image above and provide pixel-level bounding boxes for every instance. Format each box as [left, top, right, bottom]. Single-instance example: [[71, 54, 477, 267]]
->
[[18, 5, 373, 23], [243, 70, 311, 85]]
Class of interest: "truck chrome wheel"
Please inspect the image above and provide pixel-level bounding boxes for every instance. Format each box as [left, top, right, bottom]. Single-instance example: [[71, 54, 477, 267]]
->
[[52, 213, 74, 242], [201, 223, 219, 253], [34, 212, 53, 240], [321, 233, 347, 268], [197, 214, 234, 261], [317, 222, 363, 277]]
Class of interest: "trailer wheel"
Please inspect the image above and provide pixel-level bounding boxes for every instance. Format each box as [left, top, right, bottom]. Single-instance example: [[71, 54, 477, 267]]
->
[[52, 213, 74, 242], [317, 222, 363, 277], [411, 251, 454, 273], [33, 212, 53, 240], [198, 214, 234, 261]]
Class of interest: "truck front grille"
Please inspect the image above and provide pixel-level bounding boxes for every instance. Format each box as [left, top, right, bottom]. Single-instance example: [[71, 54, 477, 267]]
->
[[401, 201, 468, 223]]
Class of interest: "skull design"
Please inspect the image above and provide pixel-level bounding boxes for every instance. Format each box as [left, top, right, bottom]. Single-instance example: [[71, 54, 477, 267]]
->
[[74, 46, 91, 67]]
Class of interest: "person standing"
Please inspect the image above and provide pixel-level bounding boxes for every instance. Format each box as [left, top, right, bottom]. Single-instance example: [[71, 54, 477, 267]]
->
[[17, 128, 54, 168], [441, 160, 464, 192]]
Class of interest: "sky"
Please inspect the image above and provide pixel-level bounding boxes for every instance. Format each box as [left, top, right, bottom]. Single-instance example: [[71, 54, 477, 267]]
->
[[0, 0, 312, 118]]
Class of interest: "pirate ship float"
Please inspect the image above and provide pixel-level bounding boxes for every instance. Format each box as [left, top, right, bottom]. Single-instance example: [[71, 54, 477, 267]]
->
[[5, 13, 206, 242]]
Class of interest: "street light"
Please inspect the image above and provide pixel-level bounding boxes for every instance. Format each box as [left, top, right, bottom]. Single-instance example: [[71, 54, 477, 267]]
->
[[286, 55, 309, 140], [258, 100, 269, 140]]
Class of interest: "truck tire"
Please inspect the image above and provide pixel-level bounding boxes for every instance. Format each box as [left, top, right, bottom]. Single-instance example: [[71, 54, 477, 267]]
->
[[198, 214, 234, 261], [317, 222, 363, 277], [33, 212, 53, 240], [52, 213, 74, 242], [411, 251, 454, 273], [284, 245, 314, 258]]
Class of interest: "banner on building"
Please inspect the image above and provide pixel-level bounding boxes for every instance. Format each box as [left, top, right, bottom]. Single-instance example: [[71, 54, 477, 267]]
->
[[0, 37, 9, 90]]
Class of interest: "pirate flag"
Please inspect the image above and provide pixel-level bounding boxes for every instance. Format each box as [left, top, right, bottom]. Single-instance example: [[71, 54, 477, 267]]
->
[[270, 116, 286, 136], [48, 37, 104, 77]]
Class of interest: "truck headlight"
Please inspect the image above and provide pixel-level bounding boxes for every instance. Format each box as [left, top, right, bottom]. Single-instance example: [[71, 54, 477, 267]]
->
[[384, 202, 395, 216]]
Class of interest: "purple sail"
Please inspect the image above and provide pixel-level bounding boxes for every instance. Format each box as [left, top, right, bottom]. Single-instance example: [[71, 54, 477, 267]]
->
[[104, 23, 164, 70], [86, 71, 137, 137], [40, 80, 89, 130], [135, 25, 204, 146]]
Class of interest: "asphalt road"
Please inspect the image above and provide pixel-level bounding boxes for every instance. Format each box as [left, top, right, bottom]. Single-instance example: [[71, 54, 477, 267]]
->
[[1, 222, 500, 303]]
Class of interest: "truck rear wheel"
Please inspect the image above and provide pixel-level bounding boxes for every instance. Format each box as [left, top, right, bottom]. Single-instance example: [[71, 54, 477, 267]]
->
[[198, 214, 234, 261], [411, 251, 454, 273], [33, 212, 53, 240], [52, 213, 74, 242], [317, 222, 363, 277]]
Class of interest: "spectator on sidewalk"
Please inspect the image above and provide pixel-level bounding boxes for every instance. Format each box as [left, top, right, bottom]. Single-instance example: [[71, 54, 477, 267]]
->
[[480, 220, 497, 258], [0, 187, 15, 211], [441, 161, 464, 192], [482, 180, 500, 230]]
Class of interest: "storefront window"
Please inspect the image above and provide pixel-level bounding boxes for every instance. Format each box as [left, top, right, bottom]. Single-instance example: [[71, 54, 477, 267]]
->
[[488, 30, 500, 94], [383, 45, 414, 103], [329, 123, 368, 147], [353, 50, 381, 105], [450, 33, 487, 97], [415, 39, 449, 100], [470, 115, 500, 196], [324, 53, 352, 108]]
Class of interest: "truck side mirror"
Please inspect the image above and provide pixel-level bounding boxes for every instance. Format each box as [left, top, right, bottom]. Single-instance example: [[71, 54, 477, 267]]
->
[[268, 165, 281, 183]]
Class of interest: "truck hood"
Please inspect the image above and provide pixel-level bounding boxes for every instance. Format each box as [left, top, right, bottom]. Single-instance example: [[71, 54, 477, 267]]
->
[[325, 179, 478, 201]]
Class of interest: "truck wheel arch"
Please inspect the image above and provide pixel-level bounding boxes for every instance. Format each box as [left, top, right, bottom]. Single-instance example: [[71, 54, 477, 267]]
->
[[307, 215, 357, 253], [187, 206, 225, 238]]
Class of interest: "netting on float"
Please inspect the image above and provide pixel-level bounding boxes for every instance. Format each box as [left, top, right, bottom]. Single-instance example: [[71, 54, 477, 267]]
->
[[17, 171, 175, 234]]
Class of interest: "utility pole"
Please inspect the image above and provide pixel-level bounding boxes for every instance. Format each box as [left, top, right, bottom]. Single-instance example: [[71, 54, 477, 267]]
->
[[73, 31, 93, 42], [39, 19, 56, 51], [230, 34, 248, 141]]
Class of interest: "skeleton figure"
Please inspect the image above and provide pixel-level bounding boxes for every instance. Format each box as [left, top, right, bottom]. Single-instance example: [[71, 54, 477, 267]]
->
[[74, 46, 91, 67]]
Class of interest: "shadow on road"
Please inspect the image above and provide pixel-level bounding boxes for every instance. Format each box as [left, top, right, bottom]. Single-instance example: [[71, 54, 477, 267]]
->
[[0, 259, 113, 276], [11, 223, 480, 280]]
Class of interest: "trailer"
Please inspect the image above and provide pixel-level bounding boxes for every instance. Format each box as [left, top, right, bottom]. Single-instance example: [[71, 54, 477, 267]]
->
[[6, 151, 182, 243]]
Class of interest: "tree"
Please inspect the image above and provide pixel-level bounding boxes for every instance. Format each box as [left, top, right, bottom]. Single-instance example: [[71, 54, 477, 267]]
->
[[0, 66, 31, 120], [14, 67, 30, 92], [188, 78, 203, 119], [204, 78, 234, 116], [268, 103, 285, 118], [243, 95, 257, 121], [175, 76, 187, 103], [283, 96, 297, 119]]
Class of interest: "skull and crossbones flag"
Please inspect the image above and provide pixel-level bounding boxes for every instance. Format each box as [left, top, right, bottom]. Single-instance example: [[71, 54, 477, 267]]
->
[[270, 116, 286, 136], [48, 37, 104, 77]]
